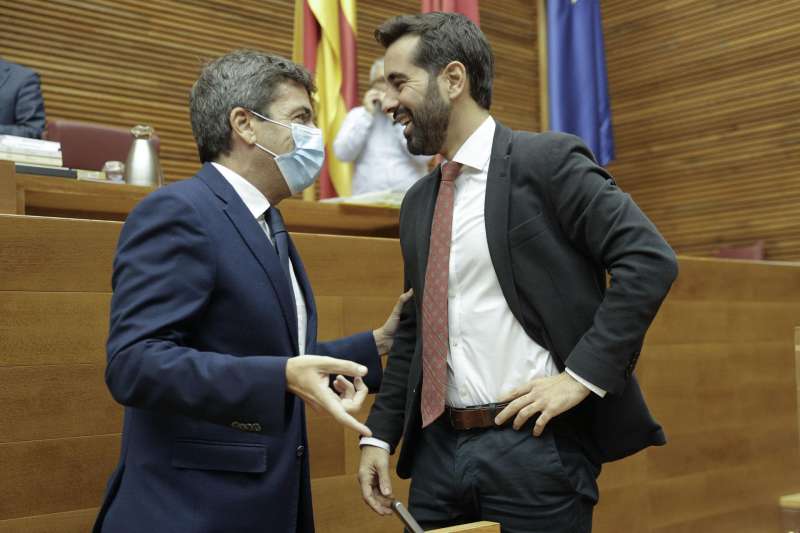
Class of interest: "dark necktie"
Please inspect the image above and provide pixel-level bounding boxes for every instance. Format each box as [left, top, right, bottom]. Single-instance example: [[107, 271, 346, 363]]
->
[[265, 207, 293, 288], [420, 161, 462, 428]]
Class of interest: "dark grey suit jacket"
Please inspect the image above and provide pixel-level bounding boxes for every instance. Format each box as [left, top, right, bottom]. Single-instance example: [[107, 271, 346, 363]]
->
[[366, 122, 678, 476], [0, 59, 46, 138]]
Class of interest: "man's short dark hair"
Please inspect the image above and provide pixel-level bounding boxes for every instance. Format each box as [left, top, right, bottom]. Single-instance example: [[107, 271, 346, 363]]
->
[[189, 50, 315, 163], [375, 12, 494, 110]]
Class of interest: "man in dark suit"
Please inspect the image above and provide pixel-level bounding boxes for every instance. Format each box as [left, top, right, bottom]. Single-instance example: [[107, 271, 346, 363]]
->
[[0, 58, 46, 138], [94, 50, 410, 533], [357, 13, 678, 532]]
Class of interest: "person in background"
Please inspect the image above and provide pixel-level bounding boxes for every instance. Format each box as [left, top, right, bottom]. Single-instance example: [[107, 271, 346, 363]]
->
[[333, 58, 431, 195], [0, 57, 46, 138]]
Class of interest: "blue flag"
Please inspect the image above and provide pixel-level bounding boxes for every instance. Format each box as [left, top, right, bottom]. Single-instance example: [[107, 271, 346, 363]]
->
[[546, 0, 615, 165]]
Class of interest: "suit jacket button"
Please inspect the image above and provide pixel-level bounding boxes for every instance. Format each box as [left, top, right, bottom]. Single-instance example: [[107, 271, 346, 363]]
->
[[296, 445, 305, 457]]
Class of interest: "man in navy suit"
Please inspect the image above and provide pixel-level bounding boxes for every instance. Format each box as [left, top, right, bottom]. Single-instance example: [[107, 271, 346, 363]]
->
[[0, 58, 46, 138], [94, 50, 410, 533]]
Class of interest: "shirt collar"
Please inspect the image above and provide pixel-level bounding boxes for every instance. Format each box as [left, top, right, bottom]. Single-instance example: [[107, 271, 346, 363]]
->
[[211, 162, 271, 219], [450, 116, 496, 173]]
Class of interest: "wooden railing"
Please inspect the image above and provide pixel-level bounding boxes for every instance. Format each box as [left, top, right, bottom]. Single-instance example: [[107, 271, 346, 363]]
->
[[0, 160, 400, 236]]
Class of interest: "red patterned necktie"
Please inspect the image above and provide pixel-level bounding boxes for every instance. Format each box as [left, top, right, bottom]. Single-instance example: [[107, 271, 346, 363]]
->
[[421, 161, 462, 428]]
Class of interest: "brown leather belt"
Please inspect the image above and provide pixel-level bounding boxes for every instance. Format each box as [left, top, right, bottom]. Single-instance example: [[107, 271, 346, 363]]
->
[[443, 402, 511, 430]]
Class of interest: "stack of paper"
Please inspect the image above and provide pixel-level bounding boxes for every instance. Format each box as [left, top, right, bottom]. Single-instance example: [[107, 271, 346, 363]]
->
[[0, 135, 63, 167]]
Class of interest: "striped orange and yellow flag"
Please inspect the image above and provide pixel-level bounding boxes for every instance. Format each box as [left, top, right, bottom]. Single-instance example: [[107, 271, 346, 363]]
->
[[293, 0, 358, 200]]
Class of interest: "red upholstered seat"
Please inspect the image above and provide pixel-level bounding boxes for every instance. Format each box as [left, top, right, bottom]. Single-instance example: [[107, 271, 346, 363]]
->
[[714, 239, 765, 260], [43, 118, 160, 171]]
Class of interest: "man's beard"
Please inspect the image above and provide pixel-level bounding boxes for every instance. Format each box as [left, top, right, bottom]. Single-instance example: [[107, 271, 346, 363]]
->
[[403, 79, 450, 156]]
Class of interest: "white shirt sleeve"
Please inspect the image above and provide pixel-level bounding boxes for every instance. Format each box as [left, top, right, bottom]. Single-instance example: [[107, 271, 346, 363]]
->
[[566, 368, 607, 398], [332, 107, 374, 162], [359, 437, 391, 452]]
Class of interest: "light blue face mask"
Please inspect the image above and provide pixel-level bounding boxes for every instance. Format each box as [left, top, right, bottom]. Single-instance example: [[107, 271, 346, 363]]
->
[[248, 109, 325, 195]]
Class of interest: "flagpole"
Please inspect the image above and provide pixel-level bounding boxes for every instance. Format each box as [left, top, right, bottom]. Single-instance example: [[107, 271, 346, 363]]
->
[[537, 0, 549, 132]]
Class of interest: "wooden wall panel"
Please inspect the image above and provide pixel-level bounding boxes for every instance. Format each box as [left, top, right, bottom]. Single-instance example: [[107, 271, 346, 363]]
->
[[0, 0, 297, 181], [0, 435, 121, 519], [0, 292, 109, 367], [591, 255, 800, 533], [0, 215, 118, 292], [0, 364, 119, 444], [602, 1, 800, 260], [0, 508, 100, 533], [1, 214, 800, 532], [3, 2, 799, 260], [0, 0, 538, 185], [0, 213, 408, 532]]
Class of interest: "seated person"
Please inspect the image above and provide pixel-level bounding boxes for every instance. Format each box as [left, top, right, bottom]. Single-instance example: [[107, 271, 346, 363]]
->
[[333, 58, 431, 194], [0, 58, 46, 139]]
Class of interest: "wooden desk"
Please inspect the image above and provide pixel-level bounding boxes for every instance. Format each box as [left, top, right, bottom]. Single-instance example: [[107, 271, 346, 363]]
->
[[5, 215, 800, 532], [0, 160, 399, 237]]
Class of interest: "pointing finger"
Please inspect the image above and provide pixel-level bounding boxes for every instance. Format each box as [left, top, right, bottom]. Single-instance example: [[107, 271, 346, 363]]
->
[[316, 357, 368, 378]]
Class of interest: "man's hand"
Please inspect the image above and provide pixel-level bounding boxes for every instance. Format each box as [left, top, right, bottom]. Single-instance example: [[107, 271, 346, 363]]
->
[[285, 355, 372, 437], [494, 372, 591, 437], [373, 289, 413, 354], [332, 374, 369, 413], [358, 445, 394, 515], [363, 87, 386, 114]]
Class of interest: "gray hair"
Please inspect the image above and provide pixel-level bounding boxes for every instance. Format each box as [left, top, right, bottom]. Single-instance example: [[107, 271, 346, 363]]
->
[[189, 50, 315, 163], [369, 57, 385, 82]]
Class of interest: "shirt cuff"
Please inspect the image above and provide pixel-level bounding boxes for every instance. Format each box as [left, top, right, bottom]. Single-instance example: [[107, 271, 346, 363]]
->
[[566, 368, 607, 398], [359, 437, 391, 452]]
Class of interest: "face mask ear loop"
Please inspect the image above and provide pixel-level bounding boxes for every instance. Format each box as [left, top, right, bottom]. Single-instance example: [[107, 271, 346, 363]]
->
[[254, 142, 279, 158], [249, 109, 291, 130], [248, 109, 295, 156]]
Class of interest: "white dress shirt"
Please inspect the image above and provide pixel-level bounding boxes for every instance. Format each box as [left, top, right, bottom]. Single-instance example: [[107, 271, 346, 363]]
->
[[443, 117, 561, 407], [332, 106, 431, 195], [212, 162, 308, 355], [360, 117, 604, 451]]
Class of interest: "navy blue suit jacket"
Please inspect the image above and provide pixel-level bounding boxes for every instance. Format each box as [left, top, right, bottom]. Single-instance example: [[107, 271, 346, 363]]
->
[[94, 163, 382, 533], [0, 59, 46, 138]]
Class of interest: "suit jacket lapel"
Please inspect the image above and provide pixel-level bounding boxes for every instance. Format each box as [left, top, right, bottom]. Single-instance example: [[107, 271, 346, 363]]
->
[[414, 168, 441, 300], [484, 124, 525, 324], [197, 163, 299, 353]]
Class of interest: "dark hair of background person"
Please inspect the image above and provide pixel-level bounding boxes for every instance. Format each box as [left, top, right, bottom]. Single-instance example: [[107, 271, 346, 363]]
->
[[375, 12, 495, 110], [189, 50, 316, 163]]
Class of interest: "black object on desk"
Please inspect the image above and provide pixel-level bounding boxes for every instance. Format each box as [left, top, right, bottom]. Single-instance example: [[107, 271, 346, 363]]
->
[[15, 163, 77, 178]]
